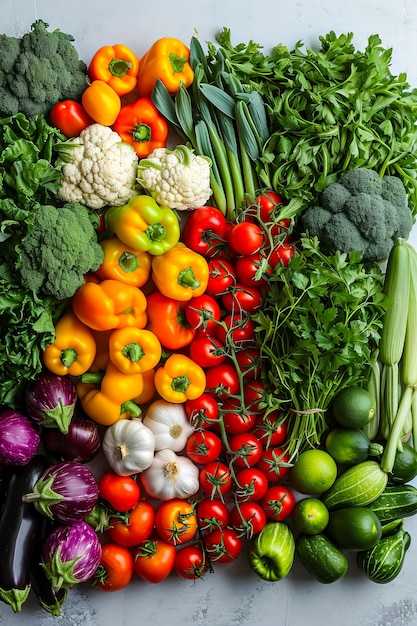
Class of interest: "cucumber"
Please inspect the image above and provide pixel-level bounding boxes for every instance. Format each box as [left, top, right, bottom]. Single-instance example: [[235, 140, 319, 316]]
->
[[322, 460, 388, 511], [326, 506, 382, 551], [295, 533, 348, 584], [368, 484, 417, 523], [325, 427, 382, 465]]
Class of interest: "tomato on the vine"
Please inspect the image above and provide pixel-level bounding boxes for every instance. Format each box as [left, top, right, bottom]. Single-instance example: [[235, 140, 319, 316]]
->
[[204, 363, 240, 400], [256, 192, 291, 240], [228, 432, 263, 468], [184, 393, 219, 429], [185, 429, 223, 465], [185, 293, 221, 335], [261, 485, 296, 521], [268, 243, 295, 267], [199, 461, 233, 498], [233, 467, 269, 502], [188, 334, 226, 368], [222, 282, 263, 314], [243, 379, 268, 413], [227, 222, 264, 256], [98, 472, 140, 512], [206, 258, 236, 296], [221, 397, 257, 435], [251, 412, 288, 448], [230, 501, 267, 538], [174, 543, 209, 580], [256, 447, 291, 483], [234, 252, 272, 287], [94, 543, 134, 592], [133, 539, 176, 583], [215, 312, 255, 346], [196, 497, 230, 532], [107, 500, 155, 547], [235, 347, 262, 380], [203, 527, 243, 564], [181, 205, 228, 258], [155, 499, 198, 546]]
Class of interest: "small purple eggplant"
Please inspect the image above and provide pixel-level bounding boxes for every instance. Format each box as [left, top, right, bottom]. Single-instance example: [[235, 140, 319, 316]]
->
[[0, 409, 40, 465], [25, 373, 77, 433]]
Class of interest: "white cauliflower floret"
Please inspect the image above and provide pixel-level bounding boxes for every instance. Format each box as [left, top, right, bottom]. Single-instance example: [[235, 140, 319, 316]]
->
[[137, 145, 212, 211], [57, 123, 139, 210]]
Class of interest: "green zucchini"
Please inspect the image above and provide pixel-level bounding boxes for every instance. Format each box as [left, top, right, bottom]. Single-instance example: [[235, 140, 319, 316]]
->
[[296, 533, 348, 584], [325, 427, 383, 465], [368, 484, 417, 523], [356, 524, 411, 584], [322, 460, 388, 511], [326, 506, 382, 551]]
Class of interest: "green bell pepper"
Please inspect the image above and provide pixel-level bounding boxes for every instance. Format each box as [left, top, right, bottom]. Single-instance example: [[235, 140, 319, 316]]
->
[[248, 521, 295, 582]]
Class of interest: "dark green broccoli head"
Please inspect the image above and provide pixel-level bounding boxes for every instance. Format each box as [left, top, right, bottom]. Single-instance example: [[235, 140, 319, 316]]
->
[[300, 167, 414, 262], [0, 20, 88, 118], [19, 202, 104, 301]]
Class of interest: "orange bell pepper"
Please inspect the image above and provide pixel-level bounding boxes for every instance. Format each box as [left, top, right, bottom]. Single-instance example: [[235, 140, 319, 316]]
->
[[96, 237, 152, 287], [71, 279, 147, 331], [108, 327, 162, 375], [112, 97, 169, 158], [42, 311, 96, 376], [88, 44, 140, 96], [81, 80, 121, 126], [145, 289, 196, 350], [134, 367, 157, 405], [154, 353, 206, 403], [136, 37, 194, 97]]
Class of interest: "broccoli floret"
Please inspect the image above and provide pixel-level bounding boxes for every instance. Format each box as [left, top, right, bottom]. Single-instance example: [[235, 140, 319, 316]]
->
[[18, 202, 104, 301], [0, 20, 88, 119], [300, 167, 414, 262]]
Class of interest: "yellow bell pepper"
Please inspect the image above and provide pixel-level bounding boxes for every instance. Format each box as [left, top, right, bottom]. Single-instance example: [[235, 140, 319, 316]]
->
[[42, 311, 96, 376], [151, 243, 209, 301], [108, 327, 162, 375], [96, 236, 152, 287], [154, 353, 206, 403]]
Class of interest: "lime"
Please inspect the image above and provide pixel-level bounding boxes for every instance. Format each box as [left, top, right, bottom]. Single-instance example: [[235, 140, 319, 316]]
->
[[292, 497, 329, 535], [389, 442, 417, 485], [290, 449, 338, 495], [331, 386, 375, 429]]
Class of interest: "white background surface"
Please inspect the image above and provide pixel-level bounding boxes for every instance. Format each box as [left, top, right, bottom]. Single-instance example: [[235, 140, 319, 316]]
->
[[2, 1, 417, 624]]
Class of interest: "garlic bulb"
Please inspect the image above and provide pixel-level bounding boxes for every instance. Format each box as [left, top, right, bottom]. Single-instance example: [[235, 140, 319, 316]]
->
[[143, 399, 195, 452], [140, 449, 199, 500], [102, 418, 155, 476]]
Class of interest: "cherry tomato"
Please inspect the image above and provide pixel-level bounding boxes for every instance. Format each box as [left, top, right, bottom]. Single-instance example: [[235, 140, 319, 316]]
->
[[268, 243, 295, 267], [185, 294, 221, 335], [230, 501, 267, 537], [234, 467, 269, 502], [234, 252, 272, 287], [243, 379, 268, 413], [174, 543, 209, 580], [154, 499, 198, 546], [94, 543, 134, 592], [188, 334, 226, 368], [256, 191, 288, 235], [107, 500, 155, 547], [222, 283, 263, 314], [235, 347, 262, 380], [251, 412, 288, 448], [199, 461, 233, 498], [221, 397, 257, 435], [261, 485, 296, 521], [98, 472, 140, 512], [181, 206, 228, 258], [203, 527, 243, 563], [205, 363, 240, 400], [184, 393, 219, 429], [206, 258, 236, 296], [49, 99, 93, 137], [215, 312, 255, 346], [228, 222, 264, 256], [256, 447, 291, 483], [228, 432, 263, 468], [133, 539, 176, 583], [196, 497, 230, 533], [185, 430, 223, 465]]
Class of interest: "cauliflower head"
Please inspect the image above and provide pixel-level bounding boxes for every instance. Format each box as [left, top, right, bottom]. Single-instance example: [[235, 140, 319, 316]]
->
[[57, 123, 139, 210], [137, 145, 212, 211]]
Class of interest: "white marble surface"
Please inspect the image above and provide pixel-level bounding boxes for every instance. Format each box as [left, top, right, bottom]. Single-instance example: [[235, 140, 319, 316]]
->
[[2, 1, 417, 624]]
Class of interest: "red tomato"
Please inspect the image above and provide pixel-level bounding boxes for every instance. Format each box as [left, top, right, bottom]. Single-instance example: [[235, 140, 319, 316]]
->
[[204, 363, 240, 400], [230, 501, 267, 537], [203, 527, 243, 563], [268, 243, 295, 267], [228, 432, 263, 469], [133, 539, 176, 583], [184, 393, 219, 429], [98, 472, 140, 512], [256, 191, 286, 231], [196, 497, 230, 532], [185, 430, 223, 465], [222, 282, 263, 314], [228, 222, 264, 256], [188, 334, 226, 368], [181, 206, 228, 258], [243, 379, 268, 413], [215, 312, 255, 346], [235, 347, 262, 380], [251, 412, 288, 448], [256, 447, 291, 483], [154, 499, 198, 546], [185, 294, 221, 335], [199, 461, 233, 498], [233, 467, 269, 502], [261, 485, 296, 521], [234, 252, 272, 287], [221, 397, 257, 435], [206, 258, 236, 296], [107, 500, 155, 547], [174, 543, 209, 580], [94, 543, 134, 592], [49, 100, 93, 137]]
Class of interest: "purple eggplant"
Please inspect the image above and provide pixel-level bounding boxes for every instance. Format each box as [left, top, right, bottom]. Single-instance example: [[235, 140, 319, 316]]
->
[[22, 461, 99, 524], [42, 410, 101, 463], [25, 373, 77, 433], [41, 521, 102, 590], [0, 409, 40, 466]]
